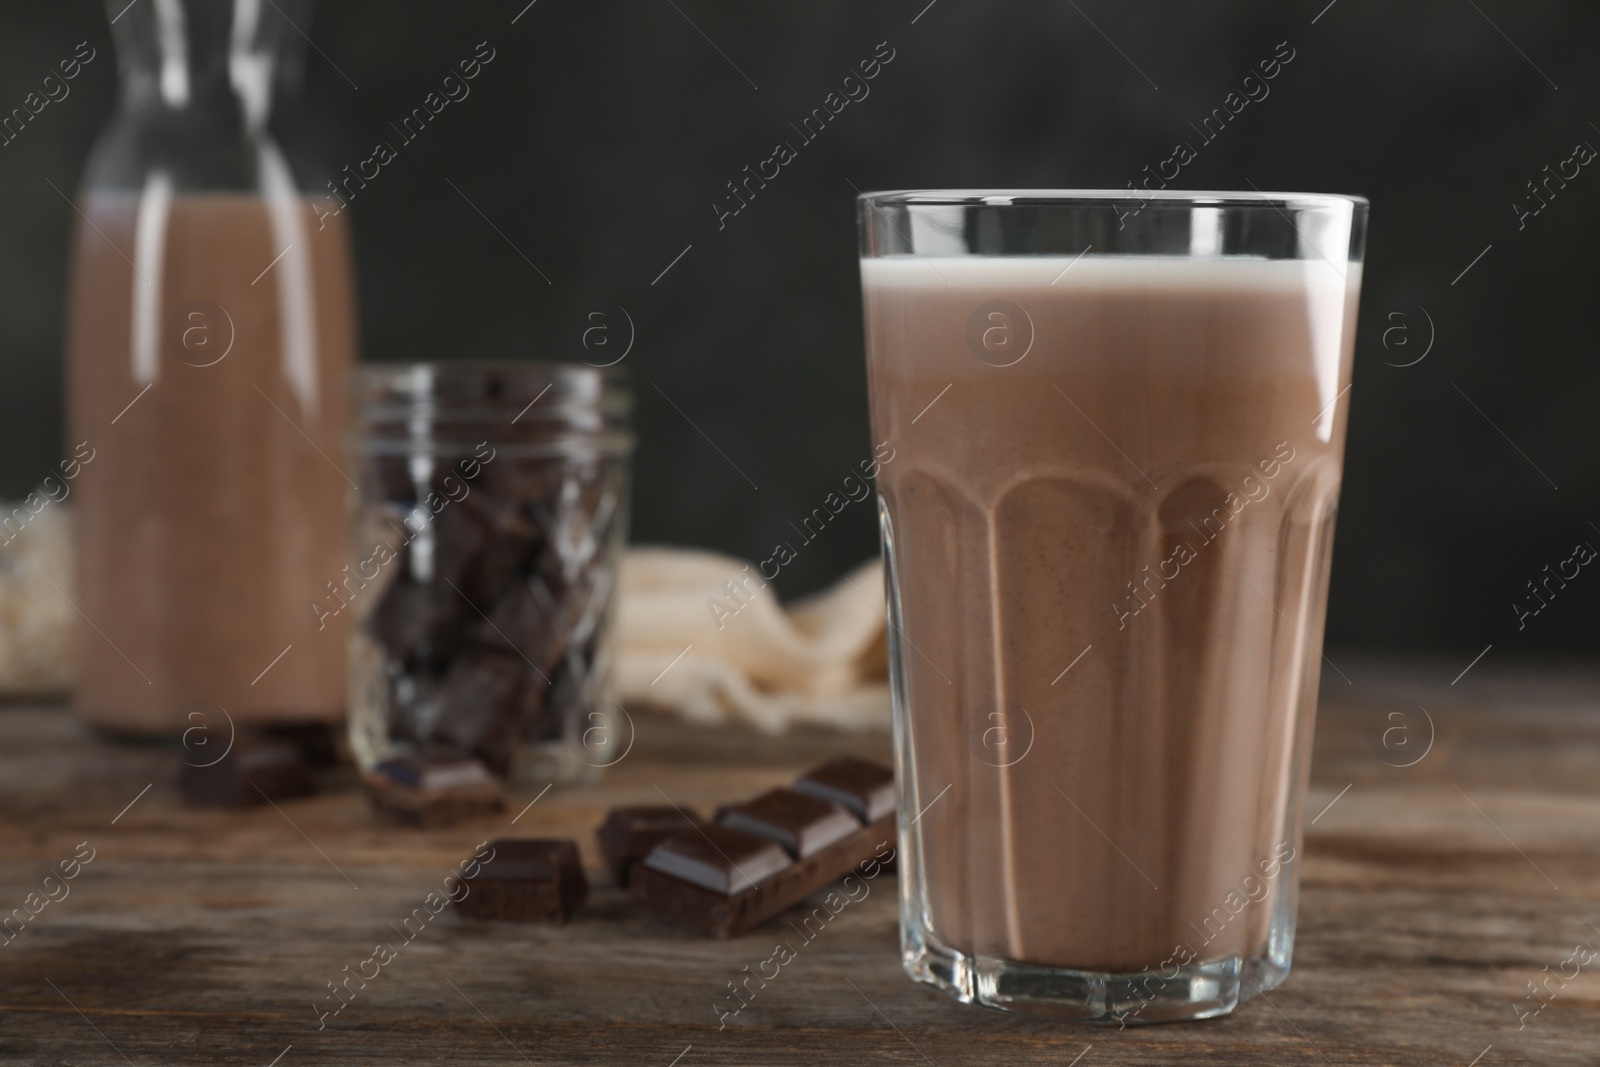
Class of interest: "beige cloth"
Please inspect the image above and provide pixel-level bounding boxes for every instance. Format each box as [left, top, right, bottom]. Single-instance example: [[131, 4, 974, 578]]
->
[[612, 547, 890, 733], [0, 507, 893, 732], [0, 503, 76, 696]]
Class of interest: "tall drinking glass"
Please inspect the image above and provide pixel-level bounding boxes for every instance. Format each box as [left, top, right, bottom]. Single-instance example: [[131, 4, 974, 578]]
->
[[858, 190, 1367, 1022]]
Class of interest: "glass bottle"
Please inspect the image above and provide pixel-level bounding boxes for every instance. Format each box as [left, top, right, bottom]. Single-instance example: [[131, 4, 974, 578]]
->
[[65, 0, 357, 733]]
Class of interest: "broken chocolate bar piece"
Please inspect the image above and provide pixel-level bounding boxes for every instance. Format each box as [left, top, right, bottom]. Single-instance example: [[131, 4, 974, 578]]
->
[[793, 757, 897, 823], [716, 789, 861, 859], [178, 733, 316, 807], [631, 816, 893, 939], [641, 825, 792, 894], [597, 806, 703, 887], [363, 756, 505, 827], [629, 758, 898, 939], [454, 839, 588, 923]]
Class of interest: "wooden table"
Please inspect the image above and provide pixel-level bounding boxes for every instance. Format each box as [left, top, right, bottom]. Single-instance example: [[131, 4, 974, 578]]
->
[[3, 661, 1598, 1066]]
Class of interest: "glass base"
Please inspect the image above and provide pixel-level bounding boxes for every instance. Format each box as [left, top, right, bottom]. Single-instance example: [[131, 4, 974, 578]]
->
[[904, 926, 1289, 1024]]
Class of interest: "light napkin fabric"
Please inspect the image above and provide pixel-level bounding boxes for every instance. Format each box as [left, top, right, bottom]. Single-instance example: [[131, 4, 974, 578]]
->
[[612, 547, 890, 733], [0, 515, 893, 731], [0, 503, 76, 696]]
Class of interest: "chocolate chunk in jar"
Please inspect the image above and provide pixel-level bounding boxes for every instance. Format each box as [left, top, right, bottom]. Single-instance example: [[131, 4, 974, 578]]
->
[[513, 668, 554, 745], [367, 577, 463, 667], [455, 493, 542, 608], [454, 838, 588, 923], [468, 577, 570, 675], [382, 666, 440, 746], [479, 455, 569, 512], [368, 454, 420, 503], [426, 502, 492, 592], [426, 650, 530, 775]]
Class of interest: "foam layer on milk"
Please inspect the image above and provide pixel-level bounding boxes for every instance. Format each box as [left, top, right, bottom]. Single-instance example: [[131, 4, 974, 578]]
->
[[863, 255, 1357, 440], [861, 254, 1358, 294]]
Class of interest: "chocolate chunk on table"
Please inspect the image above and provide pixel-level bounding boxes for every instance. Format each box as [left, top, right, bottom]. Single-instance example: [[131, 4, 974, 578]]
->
[[258, 722, 343, 768], [178, 733, 315, 807], [454, 839, 588, 923], [793, 757, 896, 823], [629, 758, 898, 939], [363, 756, 505, 827], [597, 806, 703, 887], [716, 789, 860, 859]]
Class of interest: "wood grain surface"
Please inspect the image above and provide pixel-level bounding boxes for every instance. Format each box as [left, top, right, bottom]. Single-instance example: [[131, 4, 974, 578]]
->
[[2, 660, 1599, 1066]]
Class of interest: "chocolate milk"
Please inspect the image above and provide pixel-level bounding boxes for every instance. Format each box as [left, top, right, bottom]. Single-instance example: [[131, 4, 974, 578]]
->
[[67, 193, 356, 732], [864, 255, 1358, 973]]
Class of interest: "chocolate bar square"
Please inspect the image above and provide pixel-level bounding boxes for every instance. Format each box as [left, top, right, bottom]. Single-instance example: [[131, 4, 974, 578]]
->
[[716, 789, 860, 859], [597, 806, 703, 886], [178, 733, 315, 807], [793, 757, 897, 824], [455, 839, 588, 923], [640, 825, 792, 895]]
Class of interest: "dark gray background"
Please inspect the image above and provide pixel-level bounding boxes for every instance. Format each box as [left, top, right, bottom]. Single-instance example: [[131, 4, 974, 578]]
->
[[1, 1, 1596, 656]]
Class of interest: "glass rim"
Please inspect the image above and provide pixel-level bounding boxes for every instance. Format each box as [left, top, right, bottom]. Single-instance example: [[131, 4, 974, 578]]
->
[[858, 188, 1368, 210], [354, 360, 630, 386], [352, 360, 632, 434]]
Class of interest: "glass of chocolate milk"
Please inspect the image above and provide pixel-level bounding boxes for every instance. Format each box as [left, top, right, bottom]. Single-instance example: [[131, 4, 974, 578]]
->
[[858, 190, 1366, 1021], [66, 0, 355, 733]]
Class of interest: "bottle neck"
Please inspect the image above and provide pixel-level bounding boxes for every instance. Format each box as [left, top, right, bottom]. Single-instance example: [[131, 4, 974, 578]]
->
[[107, 0, 311, 132]]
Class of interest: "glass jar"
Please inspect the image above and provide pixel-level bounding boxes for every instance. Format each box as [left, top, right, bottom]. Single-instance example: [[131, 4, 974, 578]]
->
[[346, 363, 633, 786], [66, 0, 356, 732]]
